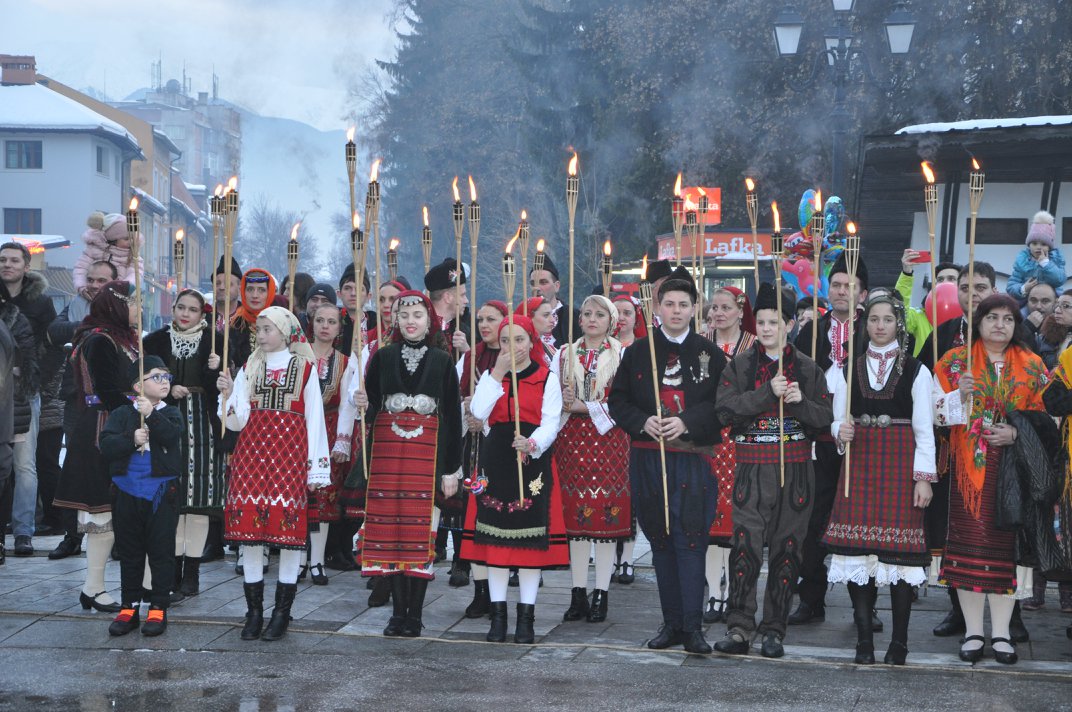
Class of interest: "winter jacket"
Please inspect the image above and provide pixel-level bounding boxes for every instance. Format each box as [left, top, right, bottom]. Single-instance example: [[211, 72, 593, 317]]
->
[[0, 316, 15, 446], [72, 227, 140, 292], [9, 271, 54, 395], [0, 300, 35, 436], [1008, 247, 1067, 300], [99, 402, 184, 480]]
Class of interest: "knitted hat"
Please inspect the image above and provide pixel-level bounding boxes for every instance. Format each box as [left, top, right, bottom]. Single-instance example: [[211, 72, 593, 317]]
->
[[305, 283, 337, 305], [1026, 210, 1056, 248], [102, 213, 127, 242]]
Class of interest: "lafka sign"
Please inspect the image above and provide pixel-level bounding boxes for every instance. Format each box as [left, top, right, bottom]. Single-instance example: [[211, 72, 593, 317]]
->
[[657, 230, 773, 261]]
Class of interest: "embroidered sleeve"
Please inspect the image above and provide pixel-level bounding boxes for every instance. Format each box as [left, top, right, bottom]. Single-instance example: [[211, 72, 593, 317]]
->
[[220, 367, 250, 431], [911, 365, 937, 477], [304, 372, 331, 487], [585, 400, 616, 435], [913, 470, 939, 483], [828, 364, 848, 442]]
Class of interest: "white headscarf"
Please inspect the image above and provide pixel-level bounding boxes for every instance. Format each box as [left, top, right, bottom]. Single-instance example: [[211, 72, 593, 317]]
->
[[244, 305, 316, 387]]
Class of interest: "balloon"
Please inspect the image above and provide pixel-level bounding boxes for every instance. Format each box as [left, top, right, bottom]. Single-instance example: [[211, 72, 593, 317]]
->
[[823, 196, 844, 239], [784, 231, 813, 259], [798, 189, 817, 236], [780, 257, 815, 300], [923, 282, 963, 327]]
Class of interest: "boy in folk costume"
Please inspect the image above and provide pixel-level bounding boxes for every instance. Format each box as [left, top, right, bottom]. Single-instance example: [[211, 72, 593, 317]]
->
[[217, 306, 330, 642], [714, 283, 833, 658], [608, 276, 727, 655]]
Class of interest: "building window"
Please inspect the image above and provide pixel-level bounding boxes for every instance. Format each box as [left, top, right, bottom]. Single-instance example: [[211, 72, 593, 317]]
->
[[4, 140, 42, 169], [96, 146, 110, 176], [3, 208, 42, 234], [965, 218, 1027, 245]]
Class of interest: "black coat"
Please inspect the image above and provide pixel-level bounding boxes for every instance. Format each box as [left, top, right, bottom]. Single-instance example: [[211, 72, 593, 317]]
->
[[11, 271, 55, 394], [793, 310, 866, 372], [551, 303, 579, 347], [99, 403, 184, 480], [0, 300, 35, 435], [608, 328, 727, 447]]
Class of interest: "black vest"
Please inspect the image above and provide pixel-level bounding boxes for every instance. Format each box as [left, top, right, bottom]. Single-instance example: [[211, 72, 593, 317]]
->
[[849, 353, 921, 419]]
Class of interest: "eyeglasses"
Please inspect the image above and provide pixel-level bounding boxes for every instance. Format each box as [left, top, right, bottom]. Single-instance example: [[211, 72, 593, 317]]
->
[[143, 373, 174, 384], [1056, 303, 1072, 312]]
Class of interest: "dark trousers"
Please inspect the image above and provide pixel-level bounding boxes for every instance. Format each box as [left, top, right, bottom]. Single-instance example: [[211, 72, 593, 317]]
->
[[726, 460, 814, 638], [35, 427, 64, 531], [112, 485, 179, 609], [796, 441, 840, 609]]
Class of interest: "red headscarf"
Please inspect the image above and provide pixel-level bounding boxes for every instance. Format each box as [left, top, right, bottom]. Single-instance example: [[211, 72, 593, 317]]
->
[[713, 286, 756, 335], [389, 290, 443, 345], [498, 314, 544, 366], [233, 268, 277, 325], [515, 296, 546, 318], [613, 294, 647, 339]]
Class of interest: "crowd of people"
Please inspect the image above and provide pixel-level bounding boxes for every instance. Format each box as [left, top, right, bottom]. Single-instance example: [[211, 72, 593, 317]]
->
[[1, 207, 1071, 666]]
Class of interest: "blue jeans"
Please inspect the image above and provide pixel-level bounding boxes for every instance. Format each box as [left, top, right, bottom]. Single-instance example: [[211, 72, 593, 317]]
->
[[12, 393, 41, 537]]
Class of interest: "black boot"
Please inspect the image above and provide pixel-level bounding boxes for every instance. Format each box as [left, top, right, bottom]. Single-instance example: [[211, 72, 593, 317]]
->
[[487, 601, 508, 642], [403, 578, 428, 637], [884, 581, 913, 665], [465, 579, 491, 619], [241, 581, 264, 640], [933, 587, 965, 637], [173, 556, 184, 592], [261, 583, 297, 641], [383, 576, 408, 637], [562, 586, 589, 621], [847, 581, 875, 664], [1009, 600, 1030, 643], [368, 576, 391, 608], [514, 603, 536, 644], [587, 589, 608, 623], [180, 557, 201, 596], [48, 533, 83, 560]]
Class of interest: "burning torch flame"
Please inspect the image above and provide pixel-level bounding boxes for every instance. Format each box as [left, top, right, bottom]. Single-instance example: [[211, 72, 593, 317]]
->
[[603, 240, 612, 257], [814, 190, 822, 212], [536, 238, 546, 254], [389, 238, 400, 251], [847, 221, 857, 235], [176, 229, 184, 241], [745, 178, 755, 193], [697, 187, 707, 197], [422, 205, 429, 227], [921, 161, 936, 184], [505, 235, 518, 255], [568, 152, 578, 176], [521, 209, 527, 221], [641, 255, 648, 281], [971, 157, 981, 171], [128, 197, 139, 212], [213, 184, 223, 197], [227, 176, 238, 191], [772, 202, 780, 233], [673, 173, 682, 197], [346, 126, 355, 143], [452, 176, 461, 203], [468, 175, 477, 203], [352, 212, 361, 231], [369, 159, 381, 182], [290, 222, 301, 241]]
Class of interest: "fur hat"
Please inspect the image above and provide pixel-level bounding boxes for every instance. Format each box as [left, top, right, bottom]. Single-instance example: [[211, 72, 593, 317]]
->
[[1026, 210, 1057, 249], [830, 252, 869, 291], [424, 258, 466, 292], [215, 255, 243, 280], [754, 282, 795, 322], [642, 259, 672, 285]]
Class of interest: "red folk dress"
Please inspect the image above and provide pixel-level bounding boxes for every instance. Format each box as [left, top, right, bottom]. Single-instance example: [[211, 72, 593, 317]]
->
[[709, 331, 756, 543], [309, 349, 348, 523]]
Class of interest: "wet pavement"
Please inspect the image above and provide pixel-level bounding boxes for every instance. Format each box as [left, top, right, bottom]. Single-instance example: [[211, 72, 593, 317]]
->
[[1, 533, 1071, 710]]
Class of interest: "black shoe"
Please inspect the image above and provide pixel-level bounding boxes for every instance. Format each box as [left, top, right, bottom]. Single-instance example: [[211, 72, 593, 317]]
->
[[367, 577, 391, 608], [108, 607, 140, 636], [713, 630, 750, 655], [990, 637, 1018, 665], [854, 641, 875, 665], [48, 535, 82, 560], [958, 634, 985, 663], [871, 608, 884, 633], [563, 587, 589, 622], [324, 550, 359, 571], [141, 607, 167, 637], [261, 583, 297, 641], [703, 597, 722, 624], [787, 601, 824, 625], [586, 590, 608, 623], [933, 607, 965, 637], [683, 630, 712, 655], [309, 564, 329, 586], [448, 565, 470, 588], [297, 564, 308, 582], [617, 562, 635, 585], [487, 601, 508, 642], [465, 580, 491, 619], [647, 624, 683, 650], [12, 536, 32, 557], [761, 632, 785, 659], [1009, 602, 1029, 643], [514, 603, 535, 644], [179, 557, 201, 596], [610, 563, 620, 584], [169, 590, 186, 605], [241, 581, 265, 640], [383, 616, 406, 637], [201, 545, 226, 563], [508, 571, 519, 587], [434, 547, 447, 564], [884, 640, 908, 665], [79, 591, 122, 613]]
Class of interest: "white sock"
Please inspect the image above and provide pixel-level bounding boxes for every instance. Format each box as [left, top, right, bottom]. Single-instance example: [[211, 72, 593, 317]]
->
[[141, 556, 153, 592], [277, 549, 303, 584], [174, 514, 188, 556], [619, 539, 635, 567], [83, 531, 116, 604], [569, 540, 590, 589], [959, 589, 986, 649], [518, 568, 541, 605], [488, 566, 510, 602], [988, 594, 1016, 652], [593, 542, 616, 591], [706, 546, 730, 600], [242, 545, 265, 584], [184, 514, 210, 557], [471, 563, 488, 582], [309, 525, 329, 568]]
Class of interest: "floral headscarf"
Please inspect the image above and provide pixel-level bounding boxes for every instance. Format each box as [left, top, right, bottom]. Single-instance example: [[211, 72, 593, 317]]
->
[[244, 305, 316, 390]]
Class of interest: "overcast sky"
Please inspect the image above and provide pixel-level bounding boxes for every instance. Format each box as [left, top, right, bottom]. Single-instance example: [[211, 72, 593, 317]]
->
[[2, 0, 398, 131]]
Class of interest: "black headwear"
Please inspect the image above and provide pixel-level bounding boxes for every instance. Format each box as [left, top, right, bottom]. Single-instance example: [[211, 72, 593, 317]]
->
[[338, 263, 371, 292], [424, 258, 466, 292], [215, 255, 243, 280], [305, 283, 337, 305], [830, 252, 869, 291], [643, 259, 672, 284], [532, 254, 560, 281], [754, 282, 795, 322], [129, 354, 169, 386]]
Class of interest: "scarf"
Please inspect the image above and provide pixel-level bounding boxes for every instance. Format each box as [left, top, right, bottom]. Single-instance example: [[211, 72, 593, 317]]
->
[[752, 341, 796, 388], [936, 341, 1048, 519], [497, 314, 544, 366], [561, 336, 622, 402], [232, 269, 277, 326], [1046, 347, 1072, 508], [169, 319, 207, 360], [244, 306, 316, 391]]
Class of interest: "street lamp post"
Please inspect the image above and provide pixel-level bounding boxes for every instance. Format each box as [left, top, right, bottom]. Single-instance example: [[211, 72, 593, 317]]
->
[[773, 1, 916, 198]]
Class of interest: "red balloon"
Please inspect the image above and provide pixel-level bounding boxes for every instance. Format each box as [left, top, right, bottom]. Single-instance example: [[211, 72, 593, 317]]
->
[[923, 282, 963, 327]]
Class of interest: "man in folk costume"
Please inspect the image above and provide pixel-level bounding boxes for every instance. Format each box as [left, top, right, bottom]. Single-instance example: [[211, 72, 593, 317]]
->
[[425, 258, 470, 358], [529, 253, 578, 346], [788, 253, 869, 628], [637, 260, 673, 331], [608, 275, 727, 655], [714, 283, 833, 658]]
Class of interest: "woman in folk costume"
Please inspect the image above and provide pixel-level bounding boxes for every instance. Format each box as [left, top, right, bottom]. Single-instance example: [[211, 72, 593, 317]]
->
[[610, 293, 646, 583], [53, 281, 139, 613], [460, 315, 569, 644], [932, 294, 1050, 665], [351, 290, 462, 637], [456, 299, 508, 614], [702, 286, 756, 624], [229, 268, 277, 371], [516, 297, 557, 366], [143, 289, 223, 599], [1041, 341, 1072, 640], [552, 295, 631, 623], [822, 294, 936, 665], [217, 306, 330, 642]]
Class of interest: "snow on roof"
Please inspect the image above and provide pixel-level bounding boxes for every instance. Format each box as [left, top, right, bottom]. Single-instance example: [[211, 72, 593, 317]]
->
[[0, 84, 139, 149], [896, 116, 1072, 135], [132, 187, 167, 215]]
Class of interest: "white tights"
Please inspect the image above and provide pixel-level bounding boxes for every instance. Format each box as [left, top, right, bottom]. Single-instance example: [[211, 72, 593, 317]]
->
[[83, 531, 115, 604], [174, 514, 211, 557], [488, 566, 541, 605], [471, 563, 488, 582], [705, 545, 730, 600], [242, 545, 303, 584], [308, 524, 330, 568], [569, 540, 616, 591], [959, 589, 1016, 652], [619, 539, 635, 567]]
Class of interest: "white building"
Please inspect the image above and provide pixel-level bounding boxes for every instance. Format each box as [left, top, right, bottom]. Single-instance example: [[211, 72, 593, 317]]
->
[[0, 83, 143, 271]]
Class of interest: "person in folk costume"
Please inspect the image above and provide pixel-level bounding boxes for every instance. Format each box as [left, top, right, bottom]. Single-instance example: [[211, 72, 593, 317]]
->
[[142, 289, 224, 600], [53, 281, 140, 613], [369, 280, 405, 346], [460, 314, 569, 644], [608, 276, 727, 655], [932, 294, 1051, 665], [1041, 341, 1072, 640], [552, 294, 631, 623], [789, 253, 870, 628], [425, 258, 470, 359], [702, 286, 757, 624], [229, 268, 277, 372], [454, 299, 508, 605], [216, 306, 330, 641], [338, 263, 373, 358], [342, 291, 462, 637], [713, 283, 834, 658], [516, 297, 557, 366], [529, 253, 579, 346], [821, 293, 937, 665], [638, 260, 673, 330]]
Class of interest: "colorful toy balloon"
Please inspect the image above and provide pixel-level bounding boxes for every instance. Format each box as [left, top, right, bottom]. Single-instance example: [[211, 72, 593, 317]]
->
[[823, 196, 844, 239], [923, 282, 963, 327], [798, 189, 817, 236], [784, 231, 813, 259]]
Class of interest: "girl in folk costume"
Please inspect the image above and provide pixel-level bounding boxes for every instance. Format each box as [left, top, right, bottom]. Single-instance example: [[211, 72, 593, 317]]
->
[[822, 295, 936, 665], [932, 294, 1050, 665], [702, 287, 756, 624], [456, 300, 508, 612], [216, 306, 330, 642], [517, 297, 557, 366], [460, 315, 569, 644], [54, 281, 140, 613], [610, 293, 646, 583], [142, 289, 223, 599], [351, 291, 462, 637], [553, 295, 631, 623]]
